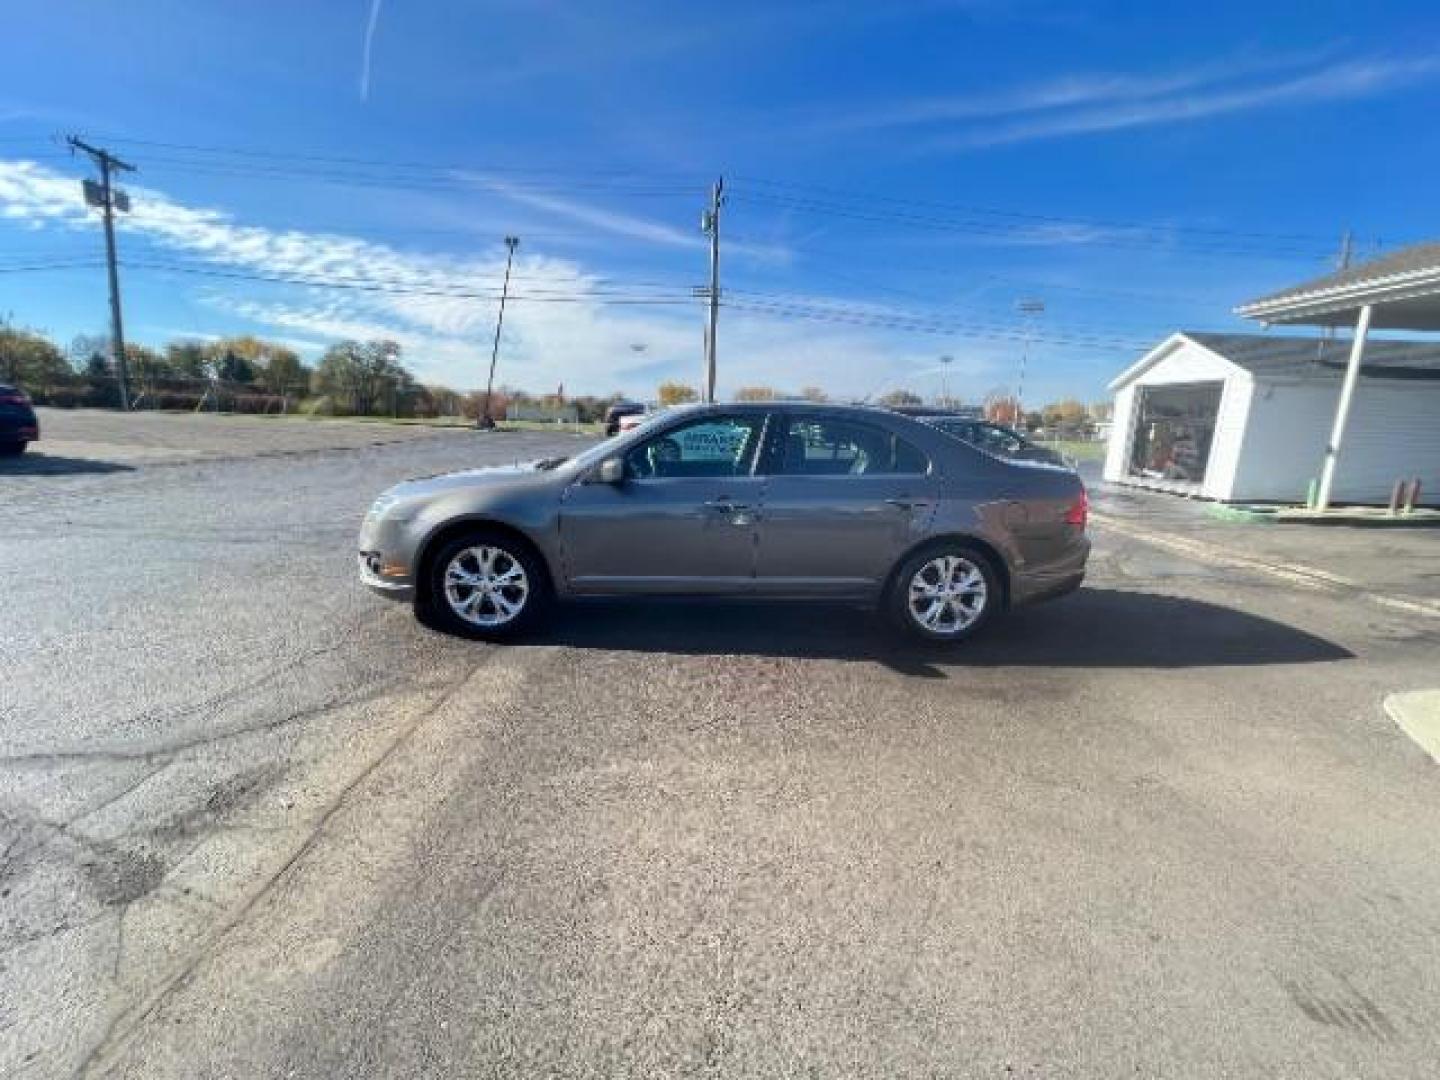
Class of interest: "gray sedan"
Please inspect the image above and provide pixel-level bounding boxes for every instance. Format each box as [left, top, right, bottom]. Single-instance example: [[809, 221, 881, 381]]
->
[[358, 403, 1089, 643]]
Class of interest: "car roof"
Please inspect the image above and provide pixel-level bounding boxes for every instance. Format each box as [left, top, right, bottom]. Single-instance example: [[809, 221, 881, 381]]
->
[[677, 401, 926, 421]]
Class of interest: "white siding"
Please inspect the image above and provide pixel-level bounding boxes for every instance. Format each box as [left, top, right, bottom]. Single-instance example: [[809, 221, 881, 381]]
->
[[1231, 377, 1440, 504], [1199, 372, 1253, 500], [1104, 338, 1249, 497], [1103, 385, 1137, 482], [1132, 339, 1235, 386]]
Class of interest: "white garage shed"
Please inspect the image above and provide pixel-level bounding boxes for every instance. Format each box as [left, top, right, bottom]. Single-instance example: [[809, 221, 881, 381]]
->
[[1103, 331, 1440, 505]]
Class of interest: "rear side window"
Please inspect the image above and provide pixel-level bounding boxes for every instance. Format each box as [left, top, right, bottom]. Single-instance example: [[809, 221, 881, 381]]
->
[[779, 417, 930, 476]]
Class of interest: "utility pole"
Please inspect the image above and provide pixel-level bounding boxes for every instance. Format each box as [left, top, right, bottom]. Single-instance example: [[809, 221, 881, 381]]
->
[[700, 177, 724, 403], [1337, 228, 1354, 271], [480, 235, 519, 429], [1321, 230, 1355, 346], [69, 136, 136, 411], [1015, 297, 1044, 431]]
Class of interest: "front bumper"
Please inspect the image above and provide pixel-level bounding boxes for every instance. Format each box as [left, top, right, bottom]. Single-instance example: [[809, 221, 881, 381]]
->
[[358, 550, 414, 601]]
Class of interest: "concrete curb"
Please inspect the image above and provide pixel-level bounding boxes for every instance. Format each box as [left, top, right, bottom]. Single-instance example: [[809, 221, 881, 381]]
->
[[1205, 504, 1440, 527], [1385, 690, 1440, 764]]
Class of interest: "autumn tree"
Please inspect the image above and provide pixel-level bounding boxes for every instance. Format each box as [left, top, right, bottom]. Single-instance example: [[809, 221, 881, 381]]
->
[[1042, 397, 1087, 433], [256, 346, 308, 396], [312, 339, 411, 416], [165, 341, 211, 378], [983, 391, 1021, 426], [734, 386, 776, 402], [799, 385, 828, 402], [879, 388, 923, 407], [657, 381, 698, 406], [0, 323, 69, 393]]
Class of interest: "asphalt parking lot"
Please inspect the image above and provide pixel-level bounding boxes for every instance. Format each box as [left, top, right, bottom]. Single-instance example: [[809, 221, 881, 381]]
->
[[4, 410, 1439, 1078]]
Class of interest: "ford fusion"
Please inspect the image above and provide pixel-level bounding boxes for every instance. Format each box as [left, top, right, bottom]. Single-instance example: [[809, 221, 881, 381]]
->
[[358, 403, 1088, 644]]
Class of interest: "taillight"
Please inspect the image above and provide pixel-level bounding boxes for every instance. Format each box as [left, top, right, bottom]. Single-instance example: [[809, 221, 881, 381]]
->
[[1064, 485, 1088, 528], [0, 393, 28, 406]]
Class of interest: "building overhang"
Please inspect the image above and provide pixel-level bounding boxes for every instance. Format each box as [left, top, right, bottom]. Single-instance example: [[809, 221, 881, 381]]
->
[[1236, 246, 1440, 330]]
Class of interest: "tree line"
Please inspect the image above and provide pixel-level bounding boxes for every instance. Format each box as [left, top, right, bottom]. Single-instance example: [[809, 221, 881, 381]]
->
[[0, 322, 629, 423], [2, 321, 1107, 432]]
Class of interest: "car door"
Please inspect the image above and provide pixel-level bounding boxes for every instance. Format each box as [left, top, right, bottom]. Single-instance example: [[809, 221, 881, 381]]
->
[[558, 412, 769, 594], [752, 412, 938, 598]]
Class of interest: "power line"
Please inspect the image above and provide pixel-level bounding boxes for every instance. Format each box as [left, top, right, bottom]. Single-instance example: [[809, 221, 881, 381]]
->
[[731, 174, 1355, 248], [719, 296, 1149, 351], [127, 155, 700, 197], [729, 190, 1336, 260], [119, 259, 700, 304], [0, 259, 107, 274], [83, 133, 711, 181]]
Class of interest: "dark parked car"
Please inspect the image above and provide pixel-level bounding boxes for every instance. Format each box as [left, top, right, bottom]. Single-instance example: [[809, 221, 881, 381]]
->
[[921, 416, 1070, 468], [359, 403, 1088, 644], [603, 401, 645, 436], [0, 383, 39, 455]]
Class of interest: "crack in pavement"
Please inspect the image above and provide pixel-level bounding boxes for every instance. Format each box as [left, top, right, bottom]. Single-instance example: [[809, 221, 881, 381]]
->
[[74, 652, 499, 1078]]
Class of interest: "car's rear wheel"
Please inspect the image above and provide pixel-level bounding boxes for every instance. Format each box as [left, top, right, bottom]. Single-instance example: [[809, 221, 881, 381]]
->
[[886, 544, 1000, 644], [424, 530, 551, 640]]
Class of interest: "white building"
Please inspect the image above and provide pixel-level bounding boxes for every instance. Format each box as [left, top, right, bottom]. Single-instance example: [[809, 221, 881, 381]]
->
[[1104, 332, 1440, 505]]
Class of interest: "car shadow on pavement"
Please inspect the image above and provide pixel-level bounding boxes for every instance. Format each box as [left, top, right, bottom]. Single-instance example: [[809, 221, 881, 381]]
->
[[541, 587, 1352, 675], [0, 453, 134, 476]]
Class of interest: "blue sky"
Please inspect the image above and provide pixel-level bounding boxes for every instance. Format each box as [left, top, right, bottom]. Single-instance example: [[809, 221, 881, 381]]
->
[[3, 0, 1439, 404]]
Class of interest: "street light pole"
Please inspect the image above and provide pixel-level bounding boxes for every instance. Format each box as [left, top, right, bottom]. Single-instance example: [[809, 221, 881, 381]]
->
[[1016, 297, 1044, 431], [939, 355, 953, 406], [480, 235, 520, 429]]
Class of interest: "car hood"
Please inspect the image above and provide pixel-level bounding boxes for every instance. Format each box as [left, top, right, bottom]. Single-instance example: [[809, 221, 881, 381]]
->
[[388, 460, 561, 498]]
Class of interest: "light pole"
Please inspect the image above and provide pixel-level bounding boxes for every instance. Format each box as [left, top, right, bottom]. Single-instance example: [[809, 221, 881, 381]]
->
[[938, 355, 953, 406], [1015, 297, 1044, 431], [480, 235, 520, 430]]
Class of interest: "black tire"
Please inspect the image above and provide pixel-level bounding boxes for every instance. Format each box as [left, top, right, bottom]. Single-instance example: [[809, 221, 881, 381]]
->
[[0, 442, 24, 456], [422, 529, 552, 641], [885, 542, 1002, 645]]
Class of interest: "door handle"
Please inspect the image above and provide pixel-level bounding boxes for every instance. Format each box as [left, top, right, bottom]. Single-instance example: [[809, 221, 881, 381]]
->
[[704, 499, 752, 513], [884, 497, 931, 511]]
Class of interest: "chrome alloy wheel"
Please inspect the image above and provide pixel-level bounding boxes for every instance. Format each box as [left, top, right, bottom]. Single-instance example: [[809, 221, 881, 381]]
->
[[443, 545, 530, 628], [907, 554, 988, 636]]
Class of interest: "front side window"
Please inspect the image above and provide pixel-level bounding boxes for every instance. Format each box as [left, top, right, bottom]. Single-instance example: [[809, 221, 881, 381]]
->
[[779, 417, 929, 476], [624, 415, 763, 479]]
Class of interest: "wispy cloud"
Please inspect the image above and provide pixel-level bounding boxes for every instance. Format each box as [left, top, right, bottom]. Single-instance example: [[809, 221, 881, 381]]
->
[[0, 158, 922, 396], [359, 0, 385, 102], [940, 56, 1440, 149], [471, 174, 791, 262], [817, 51, 1440, 150], [473, 176, 702, 250]]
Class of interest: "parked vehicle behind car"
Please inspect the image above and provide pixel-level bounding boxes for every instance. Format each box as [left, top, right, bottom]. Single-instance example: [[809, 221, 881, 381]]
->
[[920, 415, 1071, 468], [603, 400, 645, 436], [617, 411, 649, 433], [358, 403, 1088, 644], [0, 383, 39, 455]]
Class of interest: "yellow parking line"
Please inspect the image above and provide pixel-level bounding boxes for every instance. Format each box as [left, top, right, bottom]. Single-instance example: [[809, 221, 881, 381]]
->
[[1091, 510, 1440, 620]]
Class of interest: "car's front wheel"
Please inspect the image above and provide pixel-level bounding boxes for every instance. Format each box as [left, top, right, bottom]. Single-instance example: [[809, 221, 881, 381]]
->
[[424, 530, 551, 640], [886, 544, 1000, 644]]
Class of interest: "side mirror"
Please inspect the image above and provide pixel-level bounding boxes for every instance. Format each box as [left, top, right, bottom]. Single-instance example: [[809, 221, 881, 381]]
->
[[596, 457, 625, 484]]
